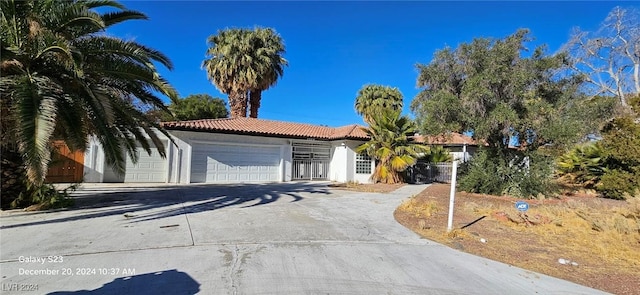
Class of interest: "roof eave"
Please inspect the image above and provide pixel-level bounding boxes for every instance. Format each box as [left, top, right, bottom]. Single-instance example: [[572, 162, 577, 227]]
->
[[165, 127, 341, 141]]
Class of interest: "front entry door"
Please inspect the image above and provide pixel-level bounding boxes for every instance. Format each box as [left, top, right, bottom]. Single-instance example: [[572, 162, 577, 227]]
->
[[292, 141, 330, 180], [46, 141, 84, 183]]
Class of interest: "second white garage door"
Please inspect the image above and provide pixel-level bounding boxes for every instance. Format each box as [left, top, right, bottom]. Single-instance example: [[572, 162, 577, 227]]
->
[[190, 143, 281, 183], [124, 146, 167, 183]]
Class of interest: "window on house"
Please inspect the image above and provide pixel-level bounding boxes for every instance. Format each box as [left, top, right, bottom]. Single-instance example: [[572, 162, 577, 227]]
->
[[356, 153, 372, 174]]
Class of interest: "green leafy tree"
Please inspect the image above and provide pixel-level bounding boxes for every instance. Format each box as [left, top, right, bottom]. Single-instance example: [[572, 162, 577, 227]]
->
[[355, 84, 404, 124], [356, 113, 429, 184], [149, 94, 228, 121], [1, 0, 177, 208], [411, 29, 608, 197], [203, 27, 287, 118], [171, 94, 228, 121]]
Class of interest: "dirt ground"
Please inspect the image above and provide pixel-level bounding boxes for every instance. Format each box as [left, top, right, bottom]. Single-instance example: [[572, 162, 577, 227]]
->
[[392, 183, 640, 295]]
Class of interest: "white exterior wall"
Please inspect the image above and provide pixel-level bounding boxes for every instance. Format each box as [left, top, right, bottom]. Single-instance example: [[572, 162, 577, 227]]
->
[[326, 140, 368, 184], [328, 140, 372, 183], [282, 144, 293, 182], [329, 141, 349, 182], [83, 137, 105, 183]]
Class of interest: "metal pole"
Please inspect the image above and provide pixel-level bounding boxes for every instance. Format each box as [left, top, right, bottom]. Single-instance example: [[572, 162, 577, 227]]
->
[[447, 161, 458, 232]]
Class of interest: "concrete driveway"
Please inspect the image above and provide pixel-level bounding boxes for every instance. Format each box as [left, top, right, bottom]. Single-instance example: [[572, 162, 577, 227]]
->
[[0, 183, 607, 294]]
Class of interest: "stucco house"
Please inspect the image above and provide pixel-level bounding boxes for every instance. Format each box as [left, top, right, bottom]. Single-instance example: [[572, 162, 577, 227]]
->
[[80, 117, 375, 184], [48, 117, 481, 185]]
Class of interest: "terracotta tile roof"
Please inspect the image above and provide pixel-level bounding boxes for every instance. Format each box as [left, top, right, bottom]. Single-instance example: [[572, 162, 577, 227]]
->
[[161, 117, 369, 140], [332, 125, 369, 139], [412, 132, 479, 145]]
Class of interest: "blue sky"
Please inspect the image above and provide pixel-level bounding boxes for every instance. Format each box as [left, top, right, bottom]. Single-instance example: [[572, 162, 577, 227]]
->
[[108, 1, 632, 127]]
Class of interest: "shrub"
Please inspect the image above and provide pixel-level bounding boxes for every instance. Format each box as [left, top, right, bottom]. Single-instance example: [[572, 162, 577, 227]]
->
[[598, 169, 639, 200], [458, 148, 556, 199], [9, 183, 76, 210], [596, 115, 640, 199], [458, 149, 503, 194], [555, 143, 606, 188], [511, 153, 557, 198], [600, 116, 640, 168]]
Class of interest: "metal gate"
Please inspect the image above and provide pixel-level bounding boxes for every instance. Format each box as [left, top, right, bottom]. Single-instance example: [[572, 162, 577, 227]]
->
[[409, 162, 453, 184], [292, 141, 330, 180]]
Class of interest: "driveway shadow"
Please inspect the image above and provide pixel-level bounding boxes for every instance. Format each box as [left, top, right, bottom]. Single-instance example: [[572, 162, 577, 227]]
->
[[0, 182, 331, 229], [47, 269, 199, 295]]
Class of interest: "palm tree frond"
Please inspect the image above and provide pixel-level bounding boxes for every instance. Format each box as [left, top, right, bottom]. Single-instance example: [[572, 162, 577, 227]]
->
[[14, 76, 60, 184]]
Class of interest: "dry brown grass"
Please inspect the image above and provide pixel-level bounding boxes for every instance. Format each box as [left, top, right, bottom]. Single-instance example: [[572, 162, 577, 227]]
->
[[398, 195, 438, 218], [482, 198, 640, 271], [394, 184, 640, 295], [327, 182, 404, 193]]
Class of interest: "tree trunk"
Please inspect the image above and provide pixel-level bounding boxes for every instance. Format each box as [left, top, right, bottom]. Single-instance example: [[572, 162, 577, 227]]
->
[[634, 62, 639, 95], [239, 90, 248, 117], [229, 90, 249, 118], [249, 89, 262, 118]]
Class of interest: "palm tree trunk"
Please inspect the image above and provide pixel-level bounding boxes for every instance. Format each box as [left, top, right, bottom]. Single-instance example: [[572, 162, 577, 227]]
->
[[239, 90, 248, 117], [249, 89, 262, 118], [229, 90, 249, 118]]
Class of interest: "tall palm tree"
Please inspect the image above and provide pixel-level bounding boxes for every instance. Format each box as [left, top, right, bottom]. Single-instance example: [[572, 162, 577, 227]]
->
[[356, 113, 429, 184], [1, 0, 177, 205], [203, 27, 287, 118], [203, 28, 252, 118], [248, 28, 287, 118], [355, 84, 404, 124]]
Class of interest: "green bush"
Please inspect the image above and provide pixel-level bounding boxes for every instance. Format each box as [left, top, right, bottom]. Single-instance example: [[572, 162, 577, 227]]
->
[[9, 183, 76, 210], [458, 148, 556, 199], [458, 149, 503, 194], [598, 169, 639, 200], [596, 115, 640, 199], [510, 153, 556, 198], [600, 116, 640, 167]]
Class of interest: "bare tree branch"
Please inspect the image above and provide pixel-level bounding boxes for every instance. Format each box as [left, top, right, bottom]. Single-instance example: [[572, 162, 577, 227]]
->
[[561, 6, 640, 109]]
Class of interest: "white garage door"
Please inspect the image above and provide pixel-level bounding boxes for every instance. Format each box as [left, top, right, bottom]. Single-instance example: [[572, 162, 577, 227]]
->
[[124, 146, 167, 183], [190, 143, 281, 183]]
